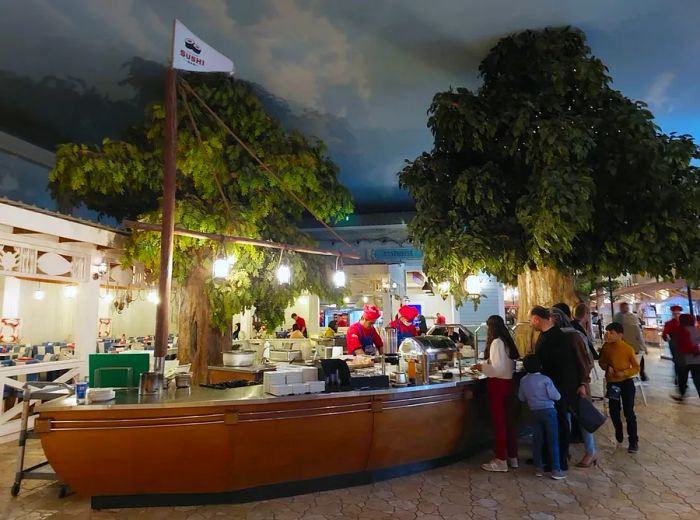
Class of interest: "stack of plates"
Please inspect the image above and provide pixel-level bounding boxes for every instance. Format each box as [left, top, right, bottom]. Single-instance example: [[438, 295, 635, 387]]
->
[[89, 388, 115, 402]]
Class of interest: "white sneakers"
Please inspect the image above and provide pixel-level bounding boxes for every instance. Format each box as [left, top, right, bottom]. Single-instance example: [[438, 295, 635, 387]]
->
[[481, 458, 519, 472], [481, 458, 508, 472]]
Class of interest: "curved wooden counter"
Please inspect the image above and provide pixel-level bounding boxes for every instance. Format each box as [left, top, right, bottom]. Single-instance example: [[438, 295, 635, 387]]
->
[[35, 377, 499, 505]]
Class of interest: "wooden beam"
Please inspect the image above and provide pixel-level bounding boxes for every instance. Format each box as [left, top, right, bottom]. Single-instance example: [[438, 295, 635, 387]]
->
[[122, 220, 361, 260]]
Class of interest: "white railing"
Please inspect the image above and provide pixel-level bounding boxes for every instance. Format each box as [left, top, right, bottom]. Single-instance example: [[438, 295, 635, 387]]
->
[[0, 359, 84, 437]]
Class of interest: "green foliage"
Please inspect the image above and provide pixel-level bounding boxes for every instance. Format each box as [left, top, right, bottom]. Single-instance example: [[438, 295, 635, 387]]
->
[[400, 27, 700, 304], [50, 74, 352, 331]]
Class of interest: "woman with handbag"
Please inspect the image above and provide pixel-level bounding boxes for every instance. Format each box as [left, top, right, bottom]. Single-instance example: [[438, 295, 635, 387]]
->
[[599, 322, 640, 454], [474, 315, 521, 472], [550, 306, 598, 468]]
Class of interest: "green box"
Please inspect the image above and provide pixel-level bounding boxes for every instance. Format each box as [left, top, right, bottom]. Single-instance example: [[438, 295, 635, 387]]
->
[[88, 353, 150, 388]]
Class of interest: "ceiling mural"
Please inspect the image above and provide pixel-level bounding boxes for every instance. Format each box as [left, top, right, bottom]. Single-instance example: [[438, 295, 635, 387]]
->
[[0, 0, 698, 212]]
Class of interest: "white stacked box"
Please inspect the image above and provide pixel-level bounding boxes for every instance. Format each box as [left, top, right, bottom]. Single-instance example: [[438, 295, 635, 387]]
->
[[264, 366, 325, 395], [263, 371, 287, 394], [283, 370, 303, 385], [300, 366, 319, 383], [269, 384, 293, 396], [291, 383, 310, 394], [308, 380, 325, 393]]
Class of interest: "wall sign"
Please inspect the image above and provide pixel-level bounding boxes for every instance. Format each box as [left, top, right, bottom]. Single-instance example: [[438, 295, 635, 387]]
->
[[371, 248, 423, 262]]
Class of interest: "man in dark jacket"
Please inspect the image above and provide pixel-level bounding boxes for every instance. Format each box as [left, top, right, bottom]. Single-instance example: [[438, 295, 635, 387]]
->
[[530, 306, 586, 472]]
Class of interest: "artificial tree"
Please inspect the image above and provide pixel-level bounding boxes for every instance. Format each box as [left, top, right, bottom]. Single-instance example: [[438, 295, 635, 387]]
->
[[400, 27, 700, 349], [50, 73, 352, 381]]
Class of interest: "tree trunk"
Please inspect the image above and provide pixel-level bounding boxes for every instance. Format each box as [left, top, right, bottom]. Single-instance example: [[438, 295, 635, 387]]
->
[[514, 267, 578, 355], [177, 263, 231, 385]]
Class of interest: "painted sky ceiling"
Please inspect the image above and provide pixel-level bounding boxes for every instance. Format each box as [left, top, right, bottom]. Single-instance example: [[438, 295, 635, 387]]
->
[[1, 0, 698, 212]]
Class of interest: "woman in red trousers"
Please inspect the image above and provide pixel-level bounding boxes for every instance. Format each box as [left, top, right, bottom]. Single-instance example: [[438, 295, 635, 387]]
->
[[474, 315, 521, 472]]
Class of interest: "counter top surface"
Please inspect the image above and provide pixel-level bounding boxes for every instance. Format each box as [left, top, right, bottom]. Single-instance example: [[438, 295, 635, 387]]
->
[[208, 364, 277, 373], [37, 374, 486, 412]]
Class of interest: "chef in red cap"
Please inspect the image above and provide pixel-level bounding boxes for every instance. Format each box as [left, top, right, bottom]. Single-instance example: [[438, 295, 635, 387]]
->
[[347, 305, 384, 356], [391, 305, 420, 344]]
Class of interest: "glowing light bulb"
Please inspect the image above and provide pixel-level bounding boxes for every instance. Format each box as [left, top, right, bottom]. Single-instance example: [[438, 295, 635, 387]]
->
[[333, 270, 346, 288], [33, 290, 45, 301], [276, 264, 291, 285], [147, 290, 160, 304], [465, 275, 481, 295], [63, 286, 78, 298], [213, 258, 228, 278]]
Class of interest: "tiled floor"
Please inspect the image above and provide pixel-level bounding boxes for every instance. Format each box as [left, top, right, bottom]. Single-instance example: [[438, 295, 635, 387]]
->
[[2, 351, 700, 519]]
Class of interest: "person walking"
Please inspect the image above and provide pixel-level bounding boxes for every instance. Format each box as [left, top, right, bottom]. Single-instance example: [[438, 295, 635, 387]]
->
[[550, 307, 598, 468], [663, 305, 684, 384], [613, 302, 649, 381], [599, 322, 640, 453], [671, 314, 700, 401], [518, 354, 566, 480], [474, 315, 521, 472], [530, 306, 585, 472]]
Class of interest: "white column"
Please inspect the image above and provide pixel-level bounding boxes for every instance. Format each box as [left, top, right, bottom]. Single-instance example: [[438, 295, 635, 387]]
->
[[308, 295, 320, 337], [74, 278, 100, 376], [1, 276, 20, 318], [382, 291, 394, 327]]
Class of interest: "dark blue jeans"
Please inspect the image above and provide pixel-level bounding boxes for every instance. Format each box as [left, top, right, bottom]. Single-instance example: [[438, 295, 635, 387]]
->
[[531, 408, 560, 471], [607, 378, 638, 445]]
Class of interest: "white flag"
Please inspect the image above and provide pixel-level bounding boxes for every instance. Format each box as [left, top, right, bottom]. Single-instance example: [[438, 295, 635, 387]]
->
[[171, 19, 235, 74]]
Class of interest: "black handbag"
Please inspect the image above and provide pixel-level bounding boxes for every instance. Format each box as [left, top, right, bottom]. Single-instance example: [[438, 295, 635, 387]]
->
[[571, 396, 607, 433]]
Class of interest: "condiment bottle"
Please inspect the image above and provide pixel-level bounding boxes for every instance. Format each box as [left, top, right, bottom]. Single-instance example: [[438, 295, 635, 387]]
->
[[407, 359, 416, 380]]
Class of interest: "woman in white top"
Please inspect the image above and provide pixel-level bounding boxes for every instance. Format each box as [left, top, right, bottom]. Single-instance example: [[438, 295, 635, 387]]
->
[[474, 314, 521, 472]]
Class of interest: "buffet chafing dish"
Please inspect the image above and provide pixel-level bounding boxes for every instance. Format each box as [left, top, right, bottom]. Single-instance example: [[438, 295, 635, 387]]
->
[[399, 335, 460, 385]]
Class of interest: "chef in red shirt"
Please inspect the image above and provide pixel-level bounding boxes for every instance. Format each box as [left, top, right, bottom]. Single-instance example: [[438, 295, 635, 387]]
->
[[436, 312, 446, 325], [347, 305, 383, 355], [337, 313, 349, 327], [291, 313, 307, 338], [390, 305, 419, 344]]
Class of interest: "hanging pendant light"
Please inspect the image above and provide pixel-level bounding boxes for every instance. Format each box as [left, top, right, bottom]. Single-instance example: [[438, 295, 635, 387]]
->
[[275, 249, 292, 285], [333, 255, 346, 288], [33, 282, 45, 301], [276, 263, 291, 284], [465, 275, 481, 295], [63, 285, 78, 298], [421, 280, 433, 293], [333, 270, 346, 288], [213, 258, 229, 278], [147, 290, 160, 304]]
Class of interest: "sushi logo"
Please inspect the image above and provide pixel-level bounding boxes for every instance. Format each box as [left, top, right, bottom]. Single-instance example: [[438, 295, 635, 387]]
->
[[180, 37, 205, 66], [184, 37, 201, 54]]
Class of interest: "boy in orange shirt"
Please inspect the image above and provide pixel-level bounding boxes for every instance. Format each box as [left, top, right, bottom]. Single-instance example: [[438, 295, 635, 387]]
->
[[599, 322, 640, 454]]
